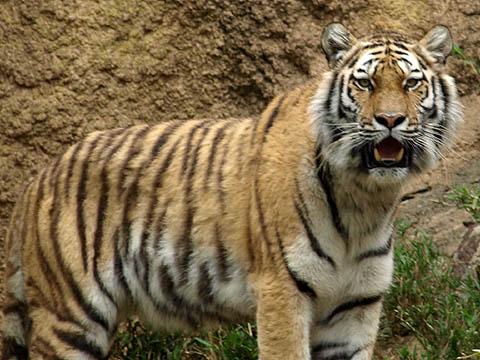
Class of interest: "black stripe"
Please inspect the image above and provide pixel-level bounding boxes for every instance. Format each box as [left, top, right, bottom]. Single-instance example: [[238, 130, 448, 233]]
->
[[333, 75, 347, 141], [294, 190, 335, 268], [26, 279, 57, 316], [412, 49, 429, 70], [399, 56, 412, 66], [347, 55, 359, 68], [120, 176, 138, 259], [250, 116, 261, 146], [216, 129, 234, 213], [198, 262, 214, 303], [150, 121, 184, 158], [392, 50, 409, 56], [235, 123, 249, 178], [393, 42, 409, 51], [321, 349, 361, 360], [2, 302, 27, 317], [323, 295, 382, 325], [288, 268, 316, 299], [54, 328, 104, 359], [65, 142, 82, 201], [246, 202, 256, 271], [325, 73, 338, 115], [181, 121, 209, 178], [187, 123, 212, 183], [214, 223, 230, 282], [35, 337, 66, 360], [134, 256, 146, 293], [421, 76, 438, 122], [262, 95, 285, 143], [1, 337, 29, 360], [438, 76, 449, 117], [430, 76, 448, 147], [337, 75, 344, 110], [177, 212, 194, 287], [48, 150, 65, 189], [312, 342, 347, 353], [254, 177, 272, 253], [317, 161, 348, 239], [275, 227, 316, 298], [140, 236, 151, 293], [205, 120, 235, 189], [57, 261, 110, 332], [362, 42, 384, 49], [77, 135, 103, 272], [114, 229, 133, 300], [17, 184, 32, 254], [346, 74, 356, 104], [357, 235, 392, 261], [36, 231, 73, 321], [342, 47, 362, 68], [117, 125, 151, 193]]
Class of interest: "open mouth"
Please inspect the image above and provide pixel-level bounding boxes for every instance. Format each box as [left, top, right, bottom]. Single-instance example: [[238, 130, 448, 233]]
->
[[362, 137, 411, 169]]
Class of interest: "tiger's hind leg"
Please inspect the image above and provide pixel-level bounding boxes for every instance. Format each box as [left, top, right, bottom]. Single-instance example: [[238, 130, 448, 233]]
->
[[27, 305, 112, 360]]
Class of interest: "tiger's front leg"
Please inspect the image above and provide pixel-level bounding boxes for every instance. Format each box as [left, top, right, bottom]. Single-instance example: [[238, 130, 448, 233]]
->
[[310, 296, 382, 360], [254, 271, 312, 360]]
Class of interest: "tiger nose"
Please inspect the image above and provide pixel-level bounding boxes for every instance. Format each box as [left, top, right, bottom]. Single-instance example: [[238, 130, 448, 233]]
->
[[374, 113, 407, 129]]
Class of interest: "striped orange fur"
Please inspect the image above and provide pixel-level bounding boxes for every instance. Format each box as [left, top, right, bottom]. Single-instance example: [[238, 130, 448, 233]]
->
[[1, 24, 462, 359]]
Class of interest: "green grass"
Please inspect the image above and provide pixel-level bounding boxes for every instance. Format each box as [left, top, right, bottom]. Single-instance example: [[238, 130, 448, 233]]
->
[[378, 230, 480, 359], [453, 45, 480, 77], [111, 321, 257, 359], [447, 185, 480, 223], [111, 185, 480, 359]]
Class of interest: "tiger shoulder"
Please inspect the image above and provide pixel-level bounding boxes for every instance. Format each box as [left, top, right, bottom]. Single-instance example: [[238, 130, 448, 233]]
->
[[1, 23, 462, 360]]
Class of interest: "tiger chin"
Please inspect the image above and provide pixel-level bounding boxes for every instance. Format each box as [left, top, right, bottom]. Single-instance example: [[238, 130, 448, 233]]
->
[[1, 24, 462, 360]]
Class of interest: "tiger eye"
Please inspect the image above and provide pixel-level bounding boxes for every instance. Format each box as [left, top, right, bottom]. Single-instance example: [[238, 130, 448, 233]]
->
[[356, 78, 372, 89], [405, 78, 419, 88]]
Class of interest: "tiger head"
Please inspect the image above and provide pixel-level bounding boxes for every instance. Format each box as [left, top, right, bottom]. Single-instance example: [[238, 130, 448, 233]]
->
[[310, 24, 463, 186]]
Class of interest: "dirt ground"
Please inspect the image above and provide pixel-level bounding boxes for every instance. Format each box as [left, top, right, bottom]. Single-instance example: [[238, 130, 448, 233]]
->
[[0, 0, 479, 355]]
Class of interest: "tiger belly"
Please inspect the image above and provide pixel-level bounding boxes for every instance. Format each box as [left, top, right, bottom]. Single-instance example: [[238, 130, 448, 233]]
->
[[112, 224, 257, 329]]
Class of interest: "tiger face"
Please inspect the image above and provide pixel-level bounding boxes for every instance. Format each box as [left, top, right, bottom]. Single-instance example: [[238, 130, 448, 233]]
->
[[310, 24, 463, 185]]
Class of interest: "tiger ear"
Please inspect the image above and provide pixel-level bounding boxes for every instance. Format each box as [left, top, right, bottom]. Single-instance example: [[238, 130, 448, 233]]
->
[[321, 23, 357, 68], [420, 25, 453, 64]]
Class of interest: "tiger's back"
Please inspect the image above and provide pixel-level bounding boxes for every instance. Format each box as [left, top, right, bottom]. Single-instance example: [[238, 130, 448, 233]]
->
[[2, 24, 462, 360]]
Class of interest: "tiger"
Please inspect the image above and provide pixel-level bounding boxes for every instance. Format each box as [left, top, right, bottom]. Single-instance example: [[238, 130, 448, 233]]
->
[[1, 23, 462, 360]]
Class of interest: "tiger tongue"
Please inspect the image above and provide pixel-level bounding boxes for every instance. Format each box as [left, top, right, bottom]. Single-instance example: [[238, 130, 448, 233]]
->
[[375, 137, 404, 161]]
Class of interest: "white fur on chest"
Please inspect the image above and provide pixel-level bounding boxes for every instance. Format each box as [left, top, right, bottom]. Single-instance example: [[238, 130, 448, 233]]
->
[[285, 216, 394, 318]]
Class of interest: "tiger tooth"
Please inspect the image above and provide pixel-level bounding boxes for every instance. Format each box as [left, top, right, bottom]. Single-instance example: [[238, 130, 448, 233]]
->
[[395, 148, 404, 162], [374, 147, 381, 162]]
